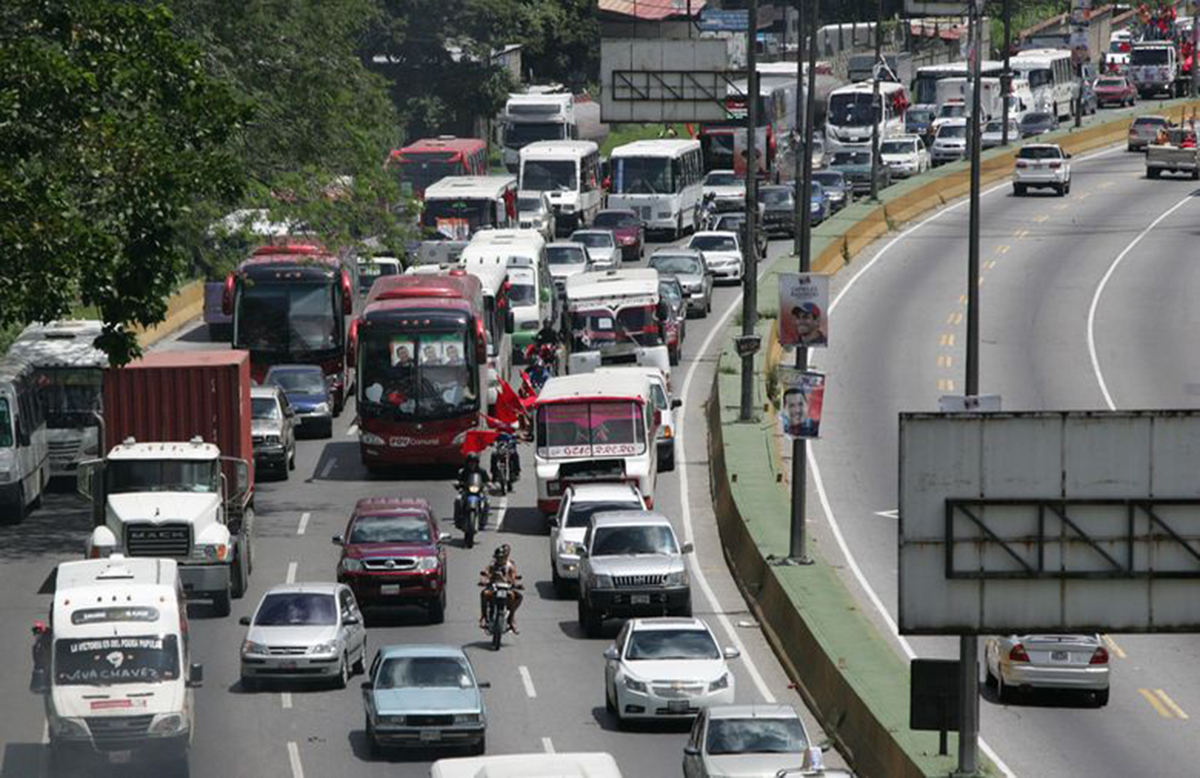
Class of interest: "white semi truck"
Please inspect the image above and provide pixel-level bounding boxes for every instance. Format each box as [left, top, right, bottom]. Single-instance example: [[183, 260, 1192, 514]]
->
[[500, 90, 577, 172]]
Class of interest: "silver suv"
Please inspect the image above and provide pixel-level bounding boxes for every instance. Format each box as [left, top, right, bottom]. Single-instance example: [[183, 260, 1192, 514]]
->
[[577, 511, 692, 637]]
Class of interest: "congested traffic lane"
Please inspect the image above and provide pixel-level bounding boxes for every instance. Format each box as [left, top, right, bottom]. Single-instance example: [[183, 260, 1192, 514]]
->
[[0, 226, 842, 778], [811, 145, 1200, 778]]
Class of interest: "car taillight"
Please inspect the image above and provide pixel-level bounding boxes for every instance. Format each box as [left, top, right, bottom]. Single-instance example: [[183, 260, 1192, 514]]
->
[[1009, 644, 1030, 662], [1089, 646, 1109, 665], [1048, 161, 1061, 169], [547, 480, 562, 496], [1129, 129, 1138, 137], [1016, 159, 1029, 168]]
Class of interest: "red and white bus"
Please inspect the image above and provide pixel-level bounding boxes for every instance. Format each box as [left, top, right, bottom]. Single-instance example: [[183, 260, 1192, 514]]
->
[[348, 273, 490, 469], [224, 243, 355, 410], [386, 137, 489, 199]]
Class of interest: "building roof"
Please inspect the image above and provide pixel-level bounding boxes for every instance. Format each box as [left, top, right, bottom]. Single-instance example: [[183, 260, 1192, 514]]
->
[[599, 0, 707, 22]]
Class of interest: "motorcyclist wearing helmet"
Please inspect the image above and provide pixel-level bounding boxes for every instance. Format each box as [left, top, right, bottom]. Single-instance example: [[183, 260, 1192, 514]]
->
[[479, 544, 523, 633], [455, 452, 490, 528]]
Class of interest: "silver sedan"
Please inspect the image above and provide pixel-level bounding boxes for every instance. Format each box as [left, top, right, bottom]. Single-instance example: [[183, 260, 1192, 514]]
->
[[984, 633, 1110, 706]]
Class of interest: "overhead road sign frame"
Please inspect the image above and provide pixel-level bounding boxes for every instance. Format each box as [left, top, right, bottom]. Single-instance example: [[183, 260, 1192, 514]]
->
[[899, 410, 1200, 635], [904, 1, 974, 15]]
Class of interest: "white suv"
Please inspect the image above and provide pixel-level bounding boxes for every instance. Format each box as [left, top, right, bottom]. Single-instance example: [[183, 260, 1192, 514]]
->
[[1013, 144, 1072, 196], [930, 118, 968, 166], [879, 134, 930, 177], [550, 483, 646, 597]]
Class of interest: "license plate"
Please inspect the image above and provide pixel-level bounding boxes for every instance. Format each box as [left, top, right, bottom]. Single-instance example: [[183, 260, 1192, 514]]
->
[[420, 729, 442, 743], [1050, 650, 1069, 662], [380, 584, 400, 595], [667, 700, 689, 713], [282, 661, 298, 670], [108, 751, 132, 764], [631, 594, 650, 605]]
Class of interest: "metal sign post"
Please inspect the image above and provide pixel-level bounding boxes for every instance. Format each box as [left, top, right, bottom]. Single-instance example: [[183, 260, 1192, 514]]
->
[[869, 0, 883, 201], [739, 0, 760, 422]]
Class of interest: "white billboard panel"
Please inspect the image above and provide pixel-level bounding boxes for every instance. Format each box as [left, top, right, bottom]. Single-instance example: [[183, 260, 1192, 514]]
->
[[601, 38, 738, 124], [899, 411, 1200, 634], [904, 0, 972, 15]]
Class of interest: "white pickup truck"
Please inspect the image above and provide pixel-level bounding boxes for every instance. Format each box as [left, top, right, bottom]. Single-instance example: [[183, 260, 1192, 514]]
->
[[1146, 128, 1200, 180]]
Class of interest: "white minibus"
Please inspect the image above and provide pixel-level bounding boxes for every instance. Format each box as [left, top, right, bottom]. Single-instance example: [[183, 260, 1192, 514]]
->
[[607, 139, 704, 239], [825, 80, 910, 152], [0, 357, 49, 523], [1011, 48, 1078, 120], [519, 140, 603, 235]]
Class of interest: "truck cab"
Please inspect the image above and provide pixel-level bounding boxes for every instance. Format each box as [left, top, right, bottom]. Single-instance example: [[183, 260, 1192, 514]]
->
[[80, 437, 251, 616], [38, 556, 202, 770]]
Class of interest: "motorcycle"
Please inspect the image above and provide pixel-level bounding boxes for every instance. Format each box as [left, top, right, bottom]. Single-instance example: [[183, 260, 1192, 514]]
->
[[480, 576, 522, 650], [522, 343, 556, 395], [490, 431, 519, 494], [455, 473, 489, 548]]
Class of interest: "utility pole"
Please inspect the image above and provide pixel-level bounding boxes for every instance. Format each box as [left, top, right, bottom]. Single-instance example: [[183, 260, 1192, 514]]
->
[[739, 0, 760, 422], [869, 0, 883, 200], [959, 1, 984, 775], [1002, 0, 1012, 146], [783, 0, 820, 566]]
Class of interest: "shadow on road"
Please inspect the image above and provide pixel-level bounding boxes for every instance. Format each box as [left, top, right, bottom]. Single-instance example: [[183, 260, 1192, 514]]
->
[[0, 493, 91, 562]]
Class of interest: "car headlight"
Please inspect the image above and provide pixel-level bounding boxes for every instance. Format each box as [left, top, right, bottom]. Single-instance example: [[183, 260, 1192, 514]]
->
[[623, 676, 648, 693], [561, 204, 575, 213], [589, 573, 613, 589], [708, 673, 730, 692], [242, 639, 269, 656], [50, 717, 89, 738], [199, 543, 229, 562], [149, 713, 186, 736], [360, 431, 385, 446], [312, 402, 330, 415], [664, 570, 688, 586], [376, 714, 405, 726], [560, 540, 584, 556], [309, 641, 339, 655], [415, 556, 439, 572], [340, 557, 364, 573], [453, 713, 481, 724]]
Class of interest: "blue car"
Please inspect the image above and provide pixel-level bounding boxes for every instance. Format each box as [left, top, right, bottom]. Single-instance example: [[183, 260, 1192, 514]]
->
[[362, 645, 488, 756], [265, 364, 335, 439], [809, 181, 829, 226]]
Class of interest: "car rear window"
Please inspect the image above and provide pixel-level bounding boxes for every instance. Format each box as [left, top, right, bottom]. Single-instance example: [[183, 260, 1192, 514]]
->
[[1017, 146, 1062, 160], [1134, 117, 1168, 127], [565, 499, 644, 528]]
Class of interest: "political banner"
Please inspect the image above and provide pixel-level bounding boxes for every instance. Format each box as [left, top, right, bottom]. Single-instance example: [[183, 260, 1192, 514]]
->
[[779, 368, 825, 440], [778, 273, 829, 348]]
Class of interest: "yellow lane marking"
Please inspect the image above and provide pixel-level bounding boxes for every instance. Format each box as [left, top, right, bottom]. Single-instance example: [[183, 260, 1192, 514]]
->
[[937, 378, 956, 391], [1139, 688, 1174, 718], [959, 294, 967, 305], [937, 354, 953, 368], [1102, 634, 1126, 659], [978, 277, 986, 287], [1054, 203, 1070, 211], [1099, 180, 1114, 189], [940, 333, 956, 346], [985, 260, 997, 270], [995, 245, 1010, 255], [1157, 690, 1189, 720], [1077, 192, 1091, 200], [1013, 228, 1029, 239], [1033, 215, 1049, 223], [947, 312, 963, 325]]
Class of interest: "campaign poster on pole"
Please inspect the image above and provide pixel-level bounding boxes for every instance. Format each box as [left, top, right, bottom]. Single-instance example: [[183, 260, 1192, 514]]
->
[[779, 368, 826, 439], [778, 273, 829, 348]]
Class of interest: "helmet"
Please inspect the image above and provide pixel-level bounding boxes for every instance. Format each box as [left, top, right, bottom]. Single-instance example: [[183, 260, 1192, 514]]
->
[[466, 452, 480, 466], [493, 543, 511, 560]]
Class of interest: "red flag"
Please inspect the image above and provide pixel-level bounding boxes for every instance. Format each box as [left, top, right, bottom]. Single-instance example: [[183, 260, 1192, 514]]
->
[[461, 429, 500, 455], [482, 414, 518, 432], [496, 378, 526, 425]]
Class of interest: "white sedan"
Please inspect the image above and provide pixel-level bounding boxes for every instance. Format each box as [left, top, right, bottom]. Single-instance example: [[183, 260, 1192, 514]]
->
[[984, 633, 1110, 706], [687, 231, 743, 283], [569, 229, 620, 269], [701, 169, 745, 205], [604, 617, 738, 727], [879, 134, 930, 178]]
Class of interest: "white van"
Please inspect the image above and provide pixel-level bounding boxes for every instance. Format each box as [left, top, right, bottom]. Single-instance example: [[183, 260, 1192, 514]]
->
[[534, 371, 659, 515], [0, 357, 49, 523], [607, 139, 704, 239], [564, 269, 671, 382], [519, 140, 603, 235], [825, 80, 909, 151], [39, 556, 200, 770], [461, 229, 558, 355], [432, 752, 623, 777]]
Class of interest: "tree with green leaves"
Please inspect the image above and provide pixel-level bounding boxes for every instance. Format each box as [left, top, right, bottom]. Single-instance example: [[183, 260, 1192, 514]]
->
[[0, 0, 248, 364]]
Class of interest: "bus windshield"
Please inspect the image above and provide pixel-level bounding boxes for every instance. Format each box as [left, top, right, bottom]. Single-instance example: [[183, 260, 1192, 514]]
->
[[54, 635, 180, 687], [107, 459, 220, 494], [37, 368, 103, 429], [505, 123, 566, 147], [570, 305, 663, 350], [0, 399, 11, 447], [396, 152, 461, 196], [360, 329, 478, 421], [828, 93, 880, 127], [613, 157, 674, 195], [235, 282, 338, 354], [422, 199, 495, 240], [1131, 48, 1170, 66], [522, 159, 578, 192], [537, 401, 646, 458]]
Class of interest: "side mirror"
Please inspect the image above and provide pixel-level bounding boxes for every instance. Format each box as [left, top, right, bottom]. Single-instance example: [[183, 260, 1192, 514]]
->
[[346, 318, 359, 369], [76, 459, 101, 502], [361, 680, 373, 691], [656, 300, 669, 321], [187, 663, 204, 688], [603, 646, 619, 661], [332, 535, 344, 546], [683, 745, 701, 757], [438, 531, 449, 544], [477, 681, 492, 689], [577, 546, 588, 558], [239, 616, 251, 626], [723, 646, 741, 660], [671, 398, 682, 410], [344, 615, 360, 626], [681, 542, 695, 554], [505, 309, 515, 335]]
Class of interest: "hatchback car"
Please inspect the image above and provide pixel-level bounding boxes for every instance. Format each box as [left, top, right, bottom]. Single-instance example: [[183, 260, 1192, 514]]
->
[[1013, 143, 1071, 196], [569, 229, 620, 270], [649, 249, 712, 317], [603, 617, 738, 727], [362, 644, 488, 755], [265, 364, 335, 438], [250, 385, 296, 479], [687, 232, 743, 283], [546, 241, 591, 297], [1019, 111, 1059, 138], [879, 134, 930, 177], [1128, 114, 1171, 151], [981, 118, 1020, 149], [517, 191, 556, 241], [334, 497, 447, 623], [657, 277, 687, 366], [1094, 75, 1136, 107], [592, 209, 645, 262], [984, 633, 1110, 706], [239, 583, 367, 690], [709, 211, 766, 259], [683, 704, 814, 778], [549, 483, 647, 597], [812, 170, 849, 211]]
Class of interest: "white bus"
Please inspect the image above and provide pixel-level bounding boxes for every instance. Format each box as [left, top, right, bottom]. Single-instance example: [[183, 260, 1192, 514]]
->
[[911, 60, 1006, 109], [1011, 48, 1078, 120], [421, 176, 518, 241], [6, 320, 106, 478], [461, 229, 558, 354], [519, 140, 603, 235], [564, 268, 671, 382], [607, 139, 704, 240], [0, 357, 49, 523], [825, 81, 910, 152]]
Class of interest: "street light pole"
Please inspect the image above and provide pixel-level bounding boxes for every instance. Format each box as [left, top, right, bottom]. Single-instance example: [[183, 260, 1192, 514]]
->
[[869, 0, 883, 200], [1002, 0, 1012, 146], [739, 0, 760, 422]]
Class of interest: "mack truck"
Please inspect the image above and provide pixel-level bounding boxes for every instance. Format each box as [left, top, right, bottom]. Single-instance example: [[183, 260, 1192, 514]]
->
[[78, 351, 254, 617]]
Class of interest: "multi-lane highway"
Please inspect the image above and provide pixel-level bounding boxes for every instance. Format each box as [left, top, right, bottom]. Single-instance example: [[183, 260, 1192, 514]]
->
[[0, 233, 844, 777], [811, 145, 1200, 777]]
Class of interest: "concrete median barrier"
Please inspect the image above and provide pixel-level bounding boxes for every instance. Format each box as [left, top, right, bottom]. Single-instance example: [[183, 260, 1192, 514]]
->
[[136, 279, 205, 349]]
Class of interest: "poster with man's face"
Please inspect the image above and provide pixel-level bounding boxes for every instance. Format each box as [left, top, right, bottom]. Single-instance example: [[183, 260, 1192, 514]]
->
[[779, 368, 825, 440], [778, 273, 829, 348]]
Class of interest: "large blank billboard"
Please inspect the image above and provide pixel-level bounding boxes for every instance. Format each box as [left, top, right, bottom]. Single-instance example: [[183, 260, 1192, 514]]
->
[[899, 411, 1200, 634], [601, 38, 737, 124]]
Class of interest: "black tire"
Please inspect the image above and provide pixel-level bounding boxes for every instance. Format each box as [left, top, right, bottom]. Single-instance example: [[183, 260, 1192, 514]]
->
[[211, 587, 232, 617], [660, 446, 675, 473], [1192, 168, 1199, 181], [669, 347, 680, 367], [1095, 688, 1110, 707], [578, 598, 603, 638], [230, 554, 247, 600], [490, 608, 503, 651], [471, 735, 486, 756], [706, 294, 712, 314], [334, 654, 350, 689], [1064, 181, 1071, 195], [1013, 184, 1025, 197], [428, 591, 446, 624], [671, 596, 692, 618], [552, 565, 569, 598], [352, 641, 367, 675], [288, 443, 296, 471], [606, 682, 617, 714], [366, 715, 381, 759], [241, 675, 259, 693], [464, 509, 476, 549], [1148, 167, 1160, 179], [321, 419, 334, 439], [996, 672, 1011, 703]]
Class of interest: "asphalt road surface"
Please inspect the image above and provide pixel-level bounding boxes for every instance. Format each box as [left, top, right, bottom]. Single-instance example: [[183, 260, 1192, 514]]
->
[[0, 229, 842, 777], [811, 145, 1200, 778]]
